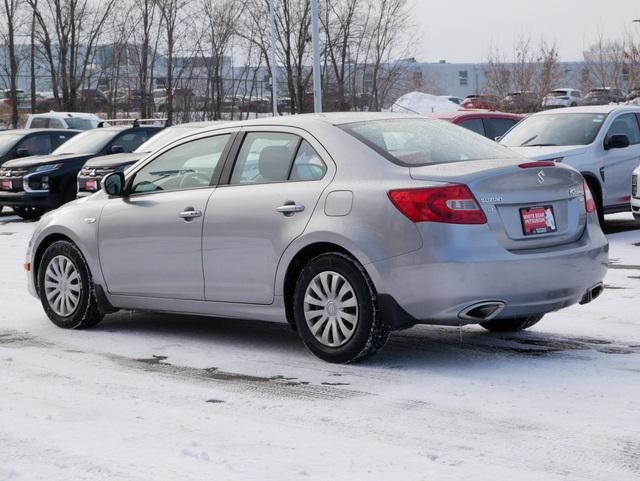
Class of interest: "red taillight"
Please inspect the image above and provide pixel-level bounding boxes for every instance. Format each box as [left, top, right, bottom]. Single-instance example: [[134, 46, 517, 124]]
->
[[388, 184, 487, 224], [518, 161, 556, 168], [583, 179, 596, 213]]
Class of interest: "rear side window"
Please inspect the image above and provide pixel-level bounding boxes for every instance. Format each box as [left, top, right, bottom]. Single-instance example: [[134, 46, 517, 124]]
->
[[340, 118, 513, 166], [484, 118, 517, 140], [458, 118, 485, 136], [290, 140, 327, 181], [29, 117, 49, 128], [51, 132, 75, 148]]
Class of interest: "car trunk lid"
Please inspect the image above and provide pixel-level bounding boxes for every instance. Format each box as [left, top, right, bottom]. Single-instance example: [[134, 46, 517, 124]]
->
[[410, 159, 587, 250]]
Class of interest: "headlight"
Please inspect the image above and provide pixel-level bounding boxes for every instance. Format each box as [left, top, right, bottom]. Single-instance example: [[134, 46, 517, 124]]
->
[[30, 163, 63, 174]]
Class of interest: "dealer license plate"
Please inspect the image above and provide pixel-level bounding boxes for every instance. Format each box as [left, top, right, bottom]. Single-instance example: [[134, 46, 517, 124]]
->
[[520, 206, 557, 236]]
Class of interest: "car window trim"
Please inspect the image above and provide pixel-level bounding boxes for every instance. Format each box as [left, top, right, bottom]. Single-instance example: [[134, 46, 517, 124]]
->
[[125, 131, 237, 197]]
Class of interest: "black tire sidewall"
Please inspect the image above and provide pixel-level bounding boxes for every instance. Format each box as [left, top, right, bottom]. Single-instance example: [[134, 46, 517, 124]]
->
[[293, 253, 380, 363], [38, 241, 93, 329]]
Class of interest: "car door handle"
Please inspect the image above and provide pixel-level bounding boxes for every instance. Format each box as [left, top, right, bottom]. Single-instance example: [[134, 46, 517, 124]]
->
[[276, 203, 305, 215], [179, 209, 202, 219]]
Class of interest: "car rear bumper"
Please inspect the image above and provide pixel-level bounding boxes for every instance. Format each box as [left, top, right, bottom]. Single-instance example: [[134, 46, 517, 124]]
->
[[366, 216, 609, 327]]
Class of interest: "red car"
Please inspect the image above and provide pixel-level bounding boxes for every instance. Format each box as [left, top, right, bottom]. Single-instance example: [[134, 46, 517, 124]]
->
[[428, 110, 523, 140], [460, 94, 501, 110]]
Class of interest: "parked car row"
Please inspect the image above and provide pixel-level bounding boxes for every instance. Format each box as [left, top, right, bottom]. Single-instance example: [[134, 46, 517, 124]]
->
[[0, 122, 163, 218], [461, 87, 636, 114]]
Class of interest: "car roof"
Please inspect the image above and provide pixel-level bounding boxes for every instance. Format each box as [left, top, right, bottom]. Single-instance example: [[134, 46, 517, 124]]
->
[[0, 128, 80, 135], [28, 112, 100, 119], [427, 110, 522, 120], [534, 105, 640, 115], [195, 113, 425, 133]]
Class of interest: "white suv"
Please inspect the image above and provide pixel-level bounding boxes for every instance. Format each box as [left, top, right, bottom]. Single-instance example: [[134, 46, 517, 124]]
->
[[542, 88, 582, 109], [25, 112, 101, 130], [500, 105, 640, 221]]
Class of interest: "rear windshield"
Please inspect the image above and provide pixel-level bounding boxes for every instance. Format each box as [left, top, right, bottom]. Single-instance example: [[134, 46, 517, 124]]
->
[[65, 118, 99, 130], [500, 113, 607, 147], [339, 118, 514, 166], [549, 90, 568, 97]]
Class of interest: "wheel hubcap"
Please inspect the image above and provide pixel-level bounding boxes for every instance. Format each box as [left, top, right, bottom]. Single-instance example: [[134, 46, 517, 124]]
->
[[44, 255, 82, 317], [303, 271, 358, 347]]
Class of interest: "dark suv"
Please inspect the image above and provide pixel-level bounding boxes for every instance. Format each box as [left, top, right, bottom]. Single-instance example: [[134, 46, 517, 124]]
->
[[0, 129, 78, 167], [0, 124, 162, 219], [583, 88, 626, 106]]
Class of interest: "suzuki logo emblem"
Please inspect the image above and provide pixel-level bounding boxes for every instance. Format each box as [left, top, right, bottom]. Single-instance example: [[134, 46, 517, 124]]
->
[[537, 170, 546, 184]]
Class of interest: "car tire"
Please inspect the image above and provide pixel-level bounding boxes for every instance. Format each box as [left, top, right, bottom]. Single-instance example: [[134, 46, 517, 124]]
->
[[37, 240, 104, 329], [293, 252, 390, 363], [480, 314, 544, 332], [14, 206, 46, 220]]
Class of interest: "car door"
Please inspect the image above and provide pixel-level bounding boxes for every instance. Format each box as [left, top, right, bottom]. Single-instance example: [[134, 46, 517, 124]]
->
[[202, 128, 333, 304], [602, 113, 640, 207], [98, 132, 234, 299]]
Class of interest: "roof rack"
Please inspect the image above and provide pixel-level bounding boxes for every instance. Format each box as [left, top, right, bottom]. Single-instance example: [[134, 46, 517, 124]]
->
[[97, 118, 167, 128]]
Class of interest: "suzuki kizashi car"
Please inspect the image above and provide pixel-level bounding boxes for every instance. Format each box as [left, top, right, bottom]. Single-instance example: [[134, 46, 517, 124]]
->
[[26, 114, 608, 363]]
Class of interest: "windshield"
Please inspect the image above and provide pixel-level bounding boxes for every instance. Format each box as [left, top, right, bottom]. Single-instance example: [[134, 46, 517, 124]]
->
[[65, 118, 99, 130], [340, 118, 514, 166], [134, 126, 198, 153], [500, 113, 607, 147], [51, 129, 117, 155], [0, 134, 23, 155]]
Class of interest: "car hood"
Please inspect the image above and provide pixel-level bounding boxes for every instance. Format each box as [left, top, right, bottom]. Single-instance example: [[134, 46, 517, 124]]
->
[[504, 145, 588, 161], [2, 153, 87, 169], [83, 152, 143, 169]]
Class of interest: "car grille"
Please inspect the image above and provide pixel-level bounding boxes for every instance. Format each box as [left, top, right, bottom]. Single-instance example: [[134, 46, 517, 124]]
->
[[633, 174, 638, 198], [0, 167, 28, 192], [79, 166, 116, 178]]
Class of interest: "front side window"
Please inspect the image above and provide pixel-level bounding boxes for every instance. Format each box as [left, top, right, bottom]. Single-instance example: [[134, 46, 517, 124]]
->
[[606, 114, 640, 145], [500, 113, 607, 147], [131, 134, 230, 194], [340, 118, 513, 166]]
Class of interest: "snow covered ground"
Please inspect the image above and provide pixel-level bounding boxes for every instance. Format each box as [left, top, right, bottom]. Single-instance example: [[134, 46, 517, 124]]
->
[[0, 210, 639, 481]]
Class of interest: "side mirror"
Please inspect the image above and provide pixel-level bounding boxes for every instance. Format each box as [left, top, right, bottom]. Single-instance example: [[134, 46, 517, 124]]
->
[[110, 144, 125, 154], [605, 134, 630, 150], [15, 148, 30, 158], [102, 172, 125, 197]]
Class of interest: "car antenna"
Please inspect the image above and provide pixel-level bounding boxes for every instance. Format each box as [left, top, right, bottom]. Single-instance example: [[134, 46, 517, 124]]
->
[[164, 118, 172, 127], [132, 118, 139, 127]]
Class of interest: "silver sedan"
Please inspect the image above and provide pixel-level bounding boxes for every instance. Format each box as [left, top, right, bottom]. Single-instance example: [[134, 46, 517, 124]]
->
[[25, 113, 609, 363]]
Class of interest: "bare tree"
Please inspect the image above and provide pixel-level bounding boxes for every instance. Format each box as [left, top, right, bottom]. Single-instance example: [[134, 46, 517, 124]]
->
[[583, 32, 626, 90], [28, 0, 117, 110], [0, 0, 23, 127]]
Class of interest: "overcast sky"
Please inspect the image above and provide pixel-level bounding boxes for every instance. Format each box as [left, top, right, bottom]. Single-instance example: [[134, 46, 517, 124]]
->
[[413, 0, 640, 63]]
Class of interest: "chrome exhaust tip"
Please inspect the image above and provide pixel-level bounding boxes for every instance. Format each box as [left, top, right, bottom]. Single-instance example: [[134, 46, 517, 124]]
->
[[580, 283, 604, 305], [458, 301, 506, 322]]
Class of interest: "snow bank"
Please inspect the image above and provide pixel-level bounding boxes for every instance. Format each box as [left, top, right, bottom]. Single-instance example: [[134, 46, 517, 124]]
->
[[391, 91, 460, 114]]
